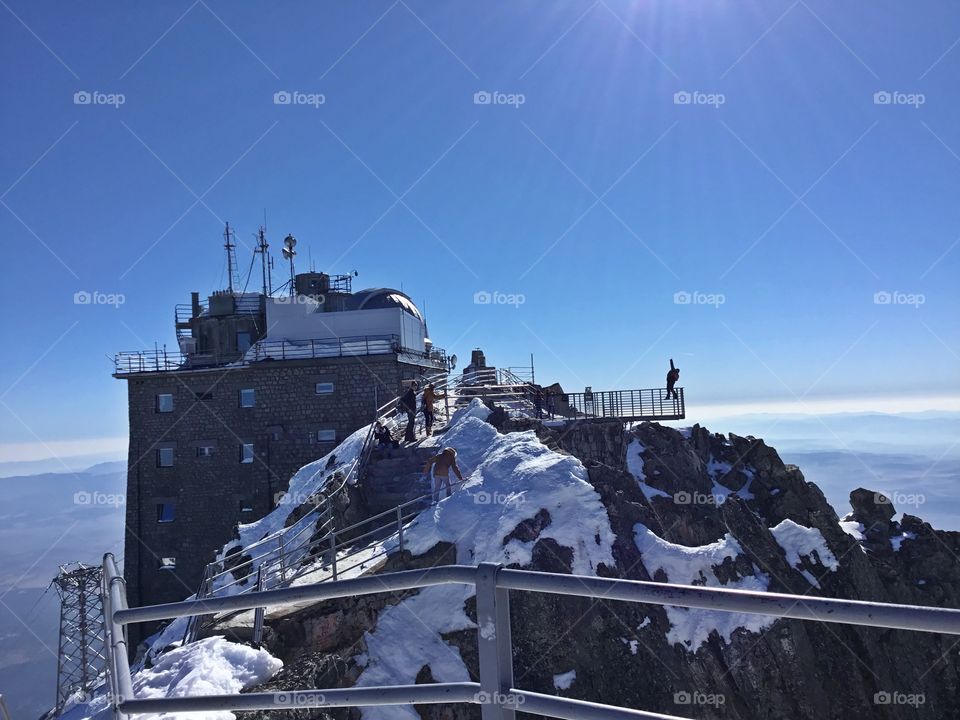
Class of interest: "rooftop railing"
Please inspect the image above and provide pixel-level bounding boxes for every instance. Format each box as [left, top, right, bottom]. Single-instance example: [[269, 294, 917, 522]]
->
[[113, 335, 447, 375]]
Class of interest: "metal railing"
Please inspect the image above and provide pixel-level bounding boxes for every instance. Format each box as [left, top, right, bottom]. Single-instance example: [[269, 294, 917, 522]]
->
[[182, 369, 457, 641], [564, 387, 685, 422], [113, 335, 447, 375], [102, 557, 960, 720]]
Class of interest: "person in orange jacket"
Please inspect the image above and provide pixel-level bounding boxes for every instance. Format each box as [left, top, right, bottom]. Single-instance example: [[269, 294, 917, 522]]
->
[[424, 447, 464, 503], [421, 383, 446, 436]]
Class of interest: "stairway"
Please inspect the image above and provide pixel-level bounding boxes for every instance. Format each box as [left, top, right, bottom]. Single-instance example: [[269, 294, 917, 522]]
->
[[361, 444, 438, 517]]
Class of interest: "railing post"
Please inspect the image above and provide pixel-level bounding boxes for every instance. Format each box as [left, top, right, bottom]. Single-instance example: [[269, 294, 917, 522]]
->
[[397, 506, 404, 553], [252, 566, 265, 649], [330, 531, 338, 581], [278, 535, 287, 584], [475, 563, 515, 720]]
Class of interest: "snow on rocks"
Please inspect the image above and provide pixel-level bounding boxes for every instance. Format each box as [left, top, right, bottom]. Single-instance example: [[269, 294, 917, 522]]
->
[[634, 525, 773, 650], [402, 403, 615, 574], [353, 399, 615, 719], [770, 519, 839, 588], [58, 637, 281, 720], [553, 669, 577, 690], [626, 438, 669, 501]]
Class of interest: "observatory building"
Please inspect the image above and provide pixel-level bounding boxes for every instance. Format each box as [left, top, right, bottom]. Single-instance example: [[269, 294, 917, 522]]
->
[[113, 227, 447, 630]]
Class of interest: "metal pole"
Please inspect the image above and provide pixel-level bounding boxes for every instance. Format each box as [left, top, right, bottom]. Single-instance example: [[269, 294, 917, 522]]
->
[[475, 563, 515, 720], [397, 506, 405, 553], [278, 535, 287, 584], [330, 531, 338, 581], [252, 567, 265, 648]]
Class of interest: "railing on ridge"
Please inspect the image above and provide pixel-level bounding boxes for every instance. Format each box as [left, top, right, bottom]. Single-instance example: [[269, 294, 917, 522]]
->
[[103, 555, 960, 720]]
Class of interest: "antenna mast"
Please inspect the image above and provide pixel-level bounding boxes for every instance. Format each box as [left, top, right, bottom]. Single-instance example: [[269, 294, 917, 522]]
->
[[282, 234, 298, 297], [223, 222, 239, 293], [256, 227, 271, 296]]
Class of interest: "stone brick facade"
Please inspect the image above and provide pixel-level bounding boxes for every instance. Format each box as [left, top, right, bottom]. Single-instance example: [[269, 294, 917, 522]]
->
[[120, 354, 438, 643]]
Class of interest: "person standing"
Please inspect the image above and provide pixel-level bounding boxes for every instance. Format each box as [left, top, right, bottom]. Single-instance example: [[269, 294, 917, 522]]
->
[[400, 381, 418, 442], [666, 359, 680, 400], [421, 383, 446, 436]]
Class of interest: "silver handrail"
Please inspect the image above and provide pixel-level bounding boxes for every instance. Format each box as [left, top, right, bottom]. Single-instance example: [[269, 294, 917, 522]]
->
[[104, 557, 960, 720]]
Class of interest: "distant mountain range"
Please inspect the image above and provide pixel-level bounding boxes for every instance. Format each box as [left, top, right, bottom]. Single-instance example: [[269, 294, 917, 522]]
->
[[0, 464, 126, 720]]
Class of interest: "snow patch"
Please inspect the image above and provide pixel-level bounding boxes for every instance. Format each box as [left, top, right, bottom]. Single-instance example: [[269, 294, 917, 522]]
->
[[553, 669, 577, 690], [891, 532, 916, 552], [58, 637, 281, 720], [839, 519, 865, 542], [770, 519, 838, 587], [634, 525, 773, 649], [626, 438, 669, 500]]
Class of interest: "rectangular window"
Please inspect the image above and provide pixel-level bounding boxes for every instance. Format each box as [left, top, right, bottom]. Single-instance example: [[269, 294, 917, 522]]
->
[[156, 503, 175, 523], [317, 429, 336, 443], [157, 447, 174, 467], [156, 394, 174, 413], [240, 443, 255, 464], [239, 388, 255, 408], [237, 331, 252, 353], [315, 382, 335, 394], [158, 557, 176, 571], [196, 445, 215, 457]]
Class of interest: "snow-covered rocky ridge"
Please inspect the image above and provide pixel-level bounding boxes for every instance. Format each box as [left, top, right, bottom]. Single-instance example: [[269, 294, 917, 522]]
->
[[78, 402, 960, 720]]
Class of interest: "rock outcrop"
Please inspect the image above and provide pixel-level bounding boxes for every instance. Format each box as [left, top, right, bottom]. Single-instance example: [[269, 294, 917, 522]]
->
[[247, 419, 960, 720]]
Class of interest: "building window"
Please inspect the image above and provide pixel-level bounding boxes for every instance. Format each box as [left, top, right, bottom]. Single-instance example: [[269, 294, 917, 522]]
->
[[156, 394, 174, 413], [196, 445, 215, 457], [237, 331, 252, 353], [315, 382, 335, 394], [239, 499, 253, 513], [317, 429, 336, 443], [157, 447, 174, 467], [158, 557, 177, 571], [240, 443, 255, 464], [156, 503, 175, 523], [239, 388, 256, 408]]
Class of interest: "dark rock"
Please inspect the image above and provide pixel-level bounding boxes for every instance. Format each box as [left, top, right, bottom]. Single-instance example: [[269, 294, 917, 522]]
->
[[503, 508, 551, 545]]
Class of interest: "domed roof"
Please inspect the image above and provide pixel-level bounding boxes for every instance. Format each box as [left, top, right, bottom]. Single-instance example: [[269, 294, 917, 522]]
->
[[349, 288, 424, 322]]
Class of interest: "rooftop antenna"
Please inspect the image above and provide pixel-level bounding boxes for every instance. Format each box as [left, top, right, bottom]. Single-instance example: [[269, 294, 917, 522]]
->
[[223, 222, 238, 293], [282, 234, 297, 297], [256, 227, 271, 296]]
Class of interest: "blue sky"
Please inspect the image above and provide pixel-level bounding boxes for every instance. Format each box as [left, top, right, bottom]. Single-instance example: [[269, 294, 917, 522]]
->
[[1, 0, 959, 460]]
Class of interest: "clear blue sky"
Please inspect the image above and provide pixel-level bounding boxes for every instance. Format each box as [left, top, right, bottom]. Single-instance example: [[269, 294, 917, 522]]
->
[[1, 0, 959, 459]]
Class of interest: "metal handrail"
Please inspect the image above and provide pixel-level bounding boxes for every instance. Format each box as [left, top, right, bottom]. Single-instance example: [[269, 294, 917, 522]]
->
[[183, 369, 456, 640], [103, 557, 960, 720]]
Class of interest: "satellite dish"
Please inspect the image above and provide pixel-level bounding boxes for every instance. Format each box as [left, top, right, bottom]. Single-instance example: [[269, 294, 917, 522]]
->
[[283, 234, 297, 250], [282, 246, 296, 259], [450, 353, 458, 370]]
